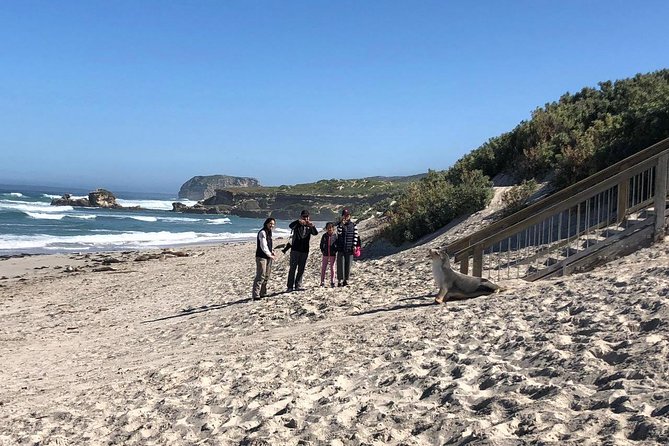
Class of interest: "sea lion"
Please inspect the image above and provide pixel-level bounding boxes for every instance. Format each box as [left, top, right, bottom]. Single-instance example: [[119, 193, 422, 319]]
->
[[429, 247, 500, 304]]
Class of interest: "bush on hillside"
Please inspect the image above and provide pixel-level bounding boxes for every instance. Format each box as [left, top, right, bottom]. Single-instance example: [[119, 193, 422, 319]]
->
[[383, 169, 493, 245], [499, 179, 538, 217], [378, 70, 669, 247], [447, 70, 669, 189]]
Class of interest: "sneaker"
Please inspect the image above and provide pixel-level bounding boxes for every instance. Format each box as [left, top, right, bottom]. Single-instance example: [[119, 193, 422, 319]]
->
[[287, 287, 293, 293], [337, 281, 342, 287], [320, 282, 325, 287], [330, 282, 335, 288], [343, 281, 348, 286], [296, 286, 306, 291]]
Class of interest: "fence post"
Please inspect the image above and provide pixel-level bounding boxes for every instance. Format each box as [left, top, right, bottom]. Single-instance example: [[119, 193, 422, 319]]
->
[[617, 179, 629, 223], [473, 246, 483, 277], [654, 154, 668, 240], [459, 251, 469, 274]]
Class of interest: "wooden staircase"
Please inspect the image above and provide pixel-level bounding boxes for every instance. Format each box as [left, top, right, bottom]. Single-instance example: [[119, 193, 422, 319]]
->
[[446, 137, 669, 281]]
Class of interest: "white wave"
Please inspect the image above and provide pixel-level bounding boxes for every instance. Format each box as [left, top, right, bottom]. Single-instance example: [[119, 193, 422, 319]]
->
[[272, 227, 292, 236], [42, 194, 87, 201], [102, 213, 159, 222], [8, 192, 24, 197], [159, 216, 201, 223], [0, 200, 73, 213], [206, 218, 232, 225], [26, 212, 65, 220], [116, 198, 199, 211], [70, 214, 97, 220], [0, 230, 257, 253]]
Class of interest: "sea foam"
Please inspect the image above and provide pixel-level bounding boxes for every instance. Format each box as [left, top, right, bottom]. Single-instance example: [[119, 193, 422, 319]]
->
[[0, 201, 74, 213], [207, 218, 232, 225], [25, 212, 66, 220], [115, 198, 199, 211], [0, 230, 257, 253]]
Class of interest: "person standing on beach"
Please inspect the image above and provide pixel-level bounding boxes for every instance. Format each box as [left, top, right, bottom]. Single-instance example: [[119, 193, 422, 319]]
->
[[252, 217, 276, 300], [287, 210, 318, 291], [319, 222, 337, 287], [336, 209, 360, 287]]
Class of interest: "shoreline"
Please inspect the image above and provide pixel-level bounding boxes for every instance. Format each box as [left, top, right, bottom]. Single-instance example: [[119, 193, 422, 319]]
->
[[0, 235, 294, 286]]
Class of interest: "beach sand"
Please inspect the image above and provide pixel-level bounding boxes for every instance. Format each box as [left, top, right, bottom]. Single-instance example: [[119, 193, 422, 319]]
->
[[1, 215, 669, 445]]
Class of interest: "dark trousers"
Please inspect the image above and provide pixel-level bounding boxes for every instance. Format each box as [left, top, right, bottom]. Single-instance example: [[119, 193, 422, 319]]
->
[[287, 250, 309, 289], [337, 252, 353, 282]]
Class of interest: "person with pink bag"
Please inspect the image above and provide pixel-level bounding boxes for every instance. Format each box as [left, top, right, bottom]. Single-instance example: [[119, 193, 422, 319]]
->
[[335, 209, 361, 287]]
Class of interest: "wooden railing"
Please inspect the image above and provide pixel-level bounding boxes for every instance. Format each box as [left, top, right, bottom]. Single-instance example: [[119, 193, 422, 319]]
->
[[447, 136, 669, 280]]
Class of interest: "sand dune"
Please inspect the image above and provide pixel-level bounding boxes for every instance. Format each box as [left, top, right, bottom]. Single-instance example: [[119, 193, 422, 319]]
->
[[1, 219, 669, 444]]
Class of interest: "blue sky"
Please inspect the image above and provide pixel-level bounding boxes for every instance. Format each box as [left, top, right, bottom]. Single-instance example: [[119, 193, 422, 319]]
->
[[1, 1, 668, 194]]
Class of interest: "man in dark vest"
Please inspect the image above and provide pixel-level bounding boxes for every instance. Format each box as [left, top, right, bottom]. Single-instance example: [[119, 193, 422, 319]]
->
[[287, 209, 318, 291]]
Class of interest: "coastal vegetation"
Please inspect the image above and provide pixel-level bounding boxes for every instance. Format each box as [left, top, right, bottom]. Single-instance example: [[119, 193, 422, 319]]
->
[[383, 69, 669, 244]]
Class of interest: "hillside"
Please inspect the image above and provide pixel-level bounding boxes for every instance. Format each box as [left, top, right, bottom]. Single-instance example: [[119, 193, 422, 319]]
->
[[384, 69, 669, 245]]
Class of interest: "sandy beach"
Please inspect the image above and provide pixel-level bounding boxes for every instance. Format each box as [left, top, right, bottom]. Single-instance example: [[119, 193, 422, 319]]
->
[[1, 212, 669, 445]]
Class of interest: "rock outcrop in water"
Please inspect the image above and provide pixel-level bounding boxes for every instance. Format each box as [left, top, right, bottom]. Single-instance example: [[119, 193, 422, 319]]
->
[[171, 202, 224, 214], [51, 189, 139, 209], [178, 175, 259, 201]]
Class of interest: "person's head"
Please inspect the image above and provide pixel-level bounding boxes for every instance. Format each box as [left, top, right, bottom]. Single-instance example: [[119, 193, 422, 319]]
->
[[263, 217, 276, 231], [300, 209, 310, 221], [325, 222, 335, 234], [341, 209, 351, 221]]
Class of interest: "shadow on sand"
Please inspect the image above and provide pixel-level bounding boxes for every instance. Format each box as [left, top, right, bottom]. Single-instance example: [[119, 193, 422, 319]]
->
[[353, 293, 483, 317], [141, 290, 291, 324]]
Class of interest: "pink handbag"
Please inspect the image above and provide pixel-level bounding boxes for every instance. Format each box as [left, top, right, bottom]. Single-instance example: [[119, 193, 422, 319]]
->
[[353, 246, 361, 258]]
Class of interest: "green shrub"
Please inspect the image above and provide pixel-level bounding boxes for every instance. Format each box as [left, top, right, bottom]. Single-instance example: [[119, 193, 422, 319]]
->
[[383, 170, 493, 245], [499, 179, 538, 216]]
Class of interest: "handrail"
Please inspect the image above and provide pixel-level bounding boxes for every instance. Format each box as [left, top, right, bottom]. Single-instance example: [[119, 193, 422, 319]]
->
[[465, 159, 657, 255], [447, 136, 669, 278], [447, 136, 669, 256]]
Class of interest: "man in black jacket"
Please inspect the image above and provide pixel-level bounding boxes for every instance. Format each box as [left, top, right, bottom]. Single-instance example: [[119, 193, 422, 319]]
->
[[286, 209, 318, 291]]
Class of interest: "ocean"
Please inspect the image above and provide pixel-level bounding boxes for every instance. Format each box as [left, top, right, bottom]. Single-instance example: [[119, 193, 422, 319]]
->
[[0, 185, 292, 255]]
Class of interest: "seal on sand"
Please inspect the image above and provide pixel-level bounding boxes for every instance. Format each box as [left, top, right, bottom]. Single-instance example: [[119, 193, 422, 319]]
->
[[429, 247, 500, 304]]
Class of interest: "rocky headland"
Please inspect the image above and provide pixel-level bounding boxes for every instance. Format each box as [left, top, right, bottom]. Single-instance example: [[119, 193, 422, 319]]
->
[[173, 176, 417, 220], [173, 189, 393, 220]]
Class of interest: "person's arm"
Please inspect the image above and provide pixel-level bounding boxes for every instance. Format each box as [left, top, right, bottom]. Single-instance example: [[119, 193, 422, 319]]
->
[[354, 225, 361, 247], [258, 231, 273, 257], [310, 225, 318, 235], [320, 235, 327, 254], [289, 220, 298, 230]]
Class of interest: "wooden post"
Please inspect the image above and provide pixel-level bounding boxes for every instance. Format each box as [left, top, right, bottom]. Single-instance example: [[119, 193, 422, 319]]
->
[[473, 246, 483, 278], [617, 179, 629, 223], [654, 154, 668, 240], [459, 251, 469, 274]]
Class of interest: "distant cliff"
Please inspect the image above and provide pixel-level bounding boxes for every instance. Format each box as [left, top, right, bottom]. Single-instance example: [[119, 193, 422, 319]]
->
[[178, 175, 259, 200]]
